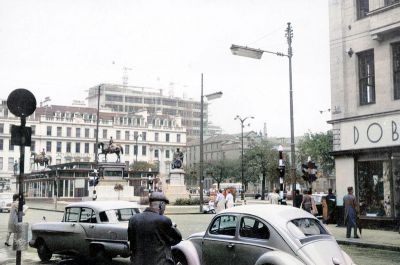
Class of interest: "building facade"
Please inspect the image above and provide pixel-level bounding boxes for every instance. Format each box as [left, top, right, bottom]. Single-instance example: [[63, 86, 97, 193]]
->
[[0, 102, 186, 194], [185, 132, 266, 192], [329, 0, 400, 225], [87, 83, 219, 140]]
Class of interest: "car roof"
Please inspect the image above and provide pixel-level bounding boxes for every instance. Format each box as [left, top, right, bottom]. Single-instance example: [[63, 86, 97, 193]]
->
[[221, 204, 315, 225], [66, 200, 139, 212]]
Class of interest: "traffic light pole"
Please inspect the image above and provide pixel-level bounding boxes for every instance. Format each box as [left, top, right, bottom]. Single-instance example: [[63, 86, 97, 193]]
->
[[278, 145, 285, 202], [16, 116, 26, 265]]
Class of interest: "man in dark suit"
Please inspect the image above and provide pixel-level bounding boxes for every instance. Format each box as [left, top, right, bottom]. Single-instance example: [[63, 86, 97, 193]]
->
[[326, 188, 337, 224], [128, 192, 182, 265]]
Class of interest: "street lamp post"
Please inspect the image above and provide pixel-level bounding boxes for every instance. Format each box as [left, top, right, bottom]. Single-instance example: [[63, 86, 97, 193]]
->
[[199, 73, 223, 212], [234, 115, 254, 201], [95, 85, 101, 165], [230, 22, 296, 199]]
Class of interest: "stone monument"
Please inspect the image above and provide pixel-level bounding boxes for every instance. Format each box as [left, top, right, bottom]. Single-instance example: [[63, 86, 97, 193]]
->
[[165, 148, 189, 202]]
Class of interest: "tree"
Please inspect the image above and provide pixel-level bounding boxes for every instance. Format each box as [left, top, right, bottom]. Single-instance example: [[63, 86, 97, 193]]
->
[[297, 131, 334, 180], [130, 161, 158, 172], [184, 164, 199, 189], [242, 140, 278, 200], [204, 160, 238, 190]]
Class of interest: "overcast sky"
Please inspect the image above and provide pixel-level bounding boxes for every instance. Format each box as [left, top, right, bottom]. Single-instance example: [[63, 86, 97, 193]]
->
[[0, 0, 331, 137]]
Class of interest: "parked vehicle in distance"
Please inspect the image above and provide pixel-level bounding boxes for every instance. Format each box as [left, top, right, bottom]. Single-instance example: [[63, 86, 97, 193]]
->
[[172, 204, 355, 265], [29, 200, 140, 264], [0, 192, 14, 213]]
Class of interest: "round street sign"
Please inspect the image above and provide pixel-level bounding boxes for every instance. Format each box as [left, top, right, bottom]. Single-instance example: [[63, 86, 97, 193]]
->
[[7, 89, 37, 117]]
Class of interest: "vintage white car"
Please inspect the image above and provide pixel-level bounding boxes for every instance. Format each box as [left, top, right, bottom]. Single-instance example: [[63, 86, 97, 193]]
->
[[29, 200, 140, 264], [172, 204, 356, 265]]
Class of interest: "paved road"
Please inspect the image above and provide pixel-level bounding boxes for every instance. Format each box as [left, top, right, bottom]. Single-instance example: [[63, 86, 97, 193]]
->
[[1, 210, 400, 265]]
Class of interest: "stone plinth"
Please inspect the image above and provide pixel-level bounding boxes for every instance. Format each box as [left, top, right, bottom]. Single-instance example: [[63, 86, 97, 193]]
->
[[165, 168, 189, 203]]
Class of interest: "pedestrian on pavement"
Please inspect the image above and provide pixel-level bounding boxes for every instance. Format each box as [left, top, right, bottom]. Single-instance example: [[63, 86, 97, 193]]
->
[[267, 188, 280, 204], [294, 189, 303, 208], [343, 186, 359, 238], [301, 189, 313, 213], [225, 189, 234, 208], [5, 194, 20, 246], [128, 192, 182, 265], [215, 189, 226, 213], [326, 188, 337, 224]]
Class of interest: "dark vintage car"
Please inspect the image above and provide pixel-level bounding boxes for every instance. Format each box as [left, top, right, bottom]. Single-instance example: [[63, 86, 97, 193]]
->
[[172, 205, 355, 265], [29, 200, 140, 264]]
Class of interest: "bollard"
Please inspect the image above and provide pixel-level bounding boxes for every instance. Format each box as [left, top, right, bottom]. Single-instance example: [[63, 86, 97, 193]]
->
[[13, 222, 29, 251]]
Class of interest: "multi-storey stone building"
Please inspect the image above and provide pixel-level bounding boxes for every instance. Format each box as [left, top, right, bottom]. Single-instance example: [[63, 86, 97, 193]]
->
[[0, 101, 186, 197], [329, 0, 400, 225], [87, 83, 221, 140]]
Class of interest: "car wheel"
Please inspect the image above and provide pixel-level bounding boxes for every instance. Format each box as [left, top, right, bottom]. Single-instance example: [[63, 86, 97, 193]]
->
[[173, 251, 188, 265], [37, 239, 52, 262], [91, 246, 111, 265]]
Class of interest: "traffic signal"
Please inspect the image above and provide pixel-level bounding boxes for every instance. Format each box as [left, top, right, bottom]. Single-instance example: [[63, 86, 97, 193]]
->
[[301, 158, 318, 183], [278, 166, 285, 178], [278, 146, 285, 178]]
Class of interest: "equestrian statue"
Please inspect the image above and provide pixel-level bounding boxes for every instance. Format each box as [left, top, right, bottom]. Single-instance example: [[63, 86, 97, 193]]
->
[[98, 137, 124, 162], [31, 149, 52, 169]]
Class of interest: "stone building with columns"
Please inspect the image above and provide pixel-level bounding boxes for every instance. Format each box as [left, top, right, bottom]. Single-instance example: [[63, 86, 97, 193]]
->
[[0, 101, 186, 199]]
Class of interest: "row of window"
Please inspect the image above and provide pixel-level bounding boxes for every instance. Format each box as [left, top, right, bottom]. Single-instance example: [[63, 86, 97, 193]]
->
[[12, 125, 182, 143], [357, 0, 400, 19], [357, 42, 400, 105], [107, 94, 201, 109], [0, 146, 173, 170], [0, 142, 171, 171]]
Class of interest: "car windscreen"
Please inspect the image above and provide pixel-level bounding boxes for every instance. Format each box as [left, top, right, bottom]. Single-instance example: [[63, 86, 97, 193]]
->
[[287, 218, 329, 239], [101, 208, 139, 223]]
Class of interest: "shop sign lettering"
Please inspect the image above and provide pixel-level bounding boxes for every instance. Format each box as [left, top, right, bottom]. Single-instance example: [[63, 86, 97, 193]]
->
[[353, 120, 399, 145]]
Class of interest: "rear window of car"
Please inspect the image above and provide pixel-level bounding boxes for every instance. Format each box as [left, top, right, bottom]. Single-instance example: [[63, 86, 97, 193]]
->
[[287, 218, 329, 238], [239, 216, 270, 240], [64, 207, 80, 222], [101, 208, 139, 223]]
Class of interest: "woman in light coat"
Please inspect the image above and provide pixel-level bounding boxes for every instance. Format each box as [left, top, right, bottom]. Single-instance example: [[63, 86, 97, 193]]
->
[[215, 189, 226, 213], [5, 194, 19, 246]]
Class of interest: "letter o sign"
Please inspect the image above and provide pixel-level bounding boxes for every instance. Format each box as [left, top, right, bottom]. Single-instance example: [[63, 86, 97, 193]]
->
[[367, 123, 383, 143]]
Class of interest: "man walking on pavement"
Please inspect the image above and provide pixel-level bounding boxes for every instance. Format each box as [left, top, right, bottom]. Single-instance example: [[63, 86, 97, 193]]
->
[[128, 192, 182, 265], [343, 186, 359, 238], [326, 188, 337, 224]]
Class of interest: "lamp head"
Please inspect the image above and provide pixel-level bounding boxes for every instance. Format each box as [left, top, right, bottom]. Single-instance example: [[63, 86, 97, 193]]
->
[[230, 44, 263, 59]]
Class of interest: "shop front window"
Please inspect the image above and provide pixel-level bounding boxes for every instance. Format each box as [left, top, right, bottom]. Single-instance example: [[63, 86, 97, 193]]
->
[[391, 156, 400, 218], [357, 160, 391, 217]]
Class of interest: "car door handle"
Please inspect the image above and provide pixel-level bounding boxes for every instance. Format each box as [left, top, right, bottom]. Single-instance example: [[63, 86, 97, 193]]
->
[[70, 223, 75, 227], [227, 243, 235, 249], [89, 225, 95, 228]]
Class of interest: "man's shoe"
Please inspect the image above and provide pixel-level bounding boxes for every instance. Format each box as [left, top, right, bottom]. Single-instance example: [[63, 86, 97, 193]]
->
[[354, 236, 360, 239], [4, 242, 11, 246], [346, 236, 350, 238]]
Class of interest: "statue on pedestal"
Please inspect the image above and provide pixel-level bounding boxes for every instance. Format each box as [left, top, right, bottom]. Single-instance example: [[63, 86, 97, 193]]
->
[[172, 148, 184, 169]]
